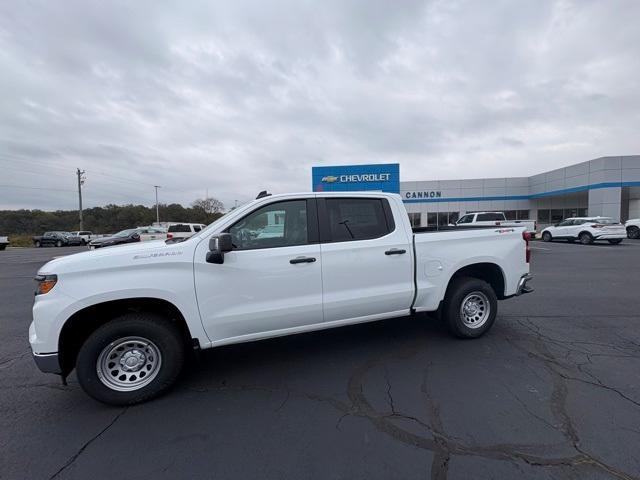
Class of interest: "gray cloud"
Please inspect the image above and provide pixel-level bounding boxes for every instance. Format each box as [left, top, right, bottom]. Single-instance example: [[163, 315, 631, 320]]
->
[[1, 0, 639, 210]]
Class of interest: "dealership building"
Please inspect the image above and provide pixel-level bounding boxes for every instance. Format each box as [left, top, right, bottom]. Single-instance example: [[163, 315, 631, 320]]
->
[[312, 155, 640, 228]]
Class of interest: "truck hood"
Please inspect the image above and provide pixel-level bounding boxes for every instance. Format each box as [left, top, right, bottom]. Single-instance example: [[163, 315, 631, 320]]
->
[[38, 239, 195, 275]]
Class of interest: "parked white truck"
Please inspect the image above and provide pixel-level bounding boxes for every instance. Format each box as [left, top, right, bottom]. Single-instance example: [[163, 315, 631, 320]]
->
[[0, 236, 9, 250], [30, 192, 533, 405], [455, 212, 537, 233]]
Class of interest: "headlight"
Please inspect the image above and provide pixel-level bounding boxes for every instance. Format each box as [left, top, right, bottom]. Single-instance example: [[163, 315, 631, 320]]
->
[[35, 274, 57, 295]]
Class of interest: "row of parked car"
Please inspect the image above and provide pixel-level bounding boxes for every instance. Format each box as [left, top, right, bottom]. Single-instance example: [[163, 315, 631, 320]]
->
[[29, 223, 206, 249]]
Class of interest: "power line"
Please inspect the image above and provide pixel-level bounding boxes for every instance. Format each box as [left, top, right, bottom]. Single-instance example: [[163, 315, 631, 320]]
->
[[0, 184, 76, 192]]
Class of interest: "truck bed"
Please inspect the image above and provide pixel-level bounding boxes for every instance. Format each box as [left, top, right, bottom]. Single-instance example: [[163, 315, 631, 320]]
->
[[410, 226, 528, 312]]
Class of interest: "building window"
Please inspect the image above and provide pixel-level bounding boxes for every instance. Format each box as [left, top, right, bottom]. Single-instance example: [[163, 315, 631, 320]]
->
[[550, 209, 564, 223], [538, 210, 550, 223], [504, 211, 517, 220], [427, 212, 437, 226], [517, 210, 530, 220], [408, 212, 421, 227], [578, 208, 588, 217]]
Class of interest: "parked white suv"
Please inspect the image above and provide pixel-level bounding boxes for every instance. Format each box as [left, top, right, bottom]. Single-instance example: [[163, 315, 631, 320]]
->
[[541, 217, 626, 244], [166, 223, 205, 241], [626, 218, 640, 239]]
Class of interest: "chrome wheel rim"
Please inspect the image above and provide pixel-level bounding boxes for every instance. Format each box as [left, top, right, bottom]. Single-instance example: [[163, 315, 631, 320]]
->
[[96, 336, 162, 392], [460, 292, 490, 329]]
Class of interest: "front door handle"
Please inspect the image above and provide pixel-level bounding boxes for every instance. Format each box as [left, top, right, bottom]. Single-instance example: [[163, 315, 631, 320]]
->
[[385, 248, 406, 255], [290, 256, 317, 264]]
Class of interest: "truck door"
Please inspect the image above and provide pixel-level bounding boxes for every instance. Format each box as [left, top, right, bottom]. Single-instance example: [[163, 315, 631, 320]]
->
[[194, 198, 323, 342], [317, 197, 414, 323]]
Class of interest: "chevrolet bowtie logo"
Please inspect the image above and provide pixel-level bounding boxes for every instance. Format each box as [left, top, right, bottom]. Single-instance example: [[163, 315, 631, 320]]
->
[[321, 176, 338, 183]]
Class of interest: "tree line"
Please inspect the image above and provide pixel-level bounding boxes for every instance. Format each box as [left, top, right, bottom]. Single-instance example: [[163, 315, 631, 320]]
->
[[0, 198, 225, 236]]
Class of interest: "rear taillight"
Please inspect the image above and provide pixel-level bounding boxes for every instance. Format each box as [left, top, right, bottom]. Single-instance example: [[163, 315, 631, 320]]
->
[[167, 233, 173, 239], [522, 231, 531, 263]]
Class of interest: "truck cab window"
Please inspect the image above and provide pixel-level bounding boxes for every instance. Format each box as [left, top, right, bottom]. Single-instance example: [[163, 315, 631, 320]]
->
[[325, 198, 391, 241], [457, 214, 473, 224], [228, 200, 308, 250]]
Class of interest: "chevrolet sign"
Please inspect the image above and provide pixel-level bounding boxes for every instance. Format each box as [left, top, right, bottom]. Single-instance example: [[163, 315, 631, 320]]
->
[[322, 173, 391, 183], [312, 164, 400, 193]]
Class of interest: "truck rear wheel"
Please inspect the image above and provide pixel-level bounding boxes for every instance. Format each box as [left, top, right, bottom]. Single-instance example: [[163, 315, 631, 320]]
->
[[76, 313, 185, 406], [443, 277, 497, 338]]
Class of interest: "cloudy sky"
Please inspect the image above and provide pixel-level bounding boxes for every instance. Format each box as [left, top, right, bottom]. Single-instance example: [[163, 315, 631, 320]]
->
[[1, 0, 638, 210]]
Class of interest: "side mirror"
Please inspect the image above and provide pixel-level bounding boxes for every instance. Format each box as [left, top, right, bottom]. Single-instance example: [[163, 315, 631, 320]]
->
[[206, 233, 233, 264], [131, 233, 140, 240]]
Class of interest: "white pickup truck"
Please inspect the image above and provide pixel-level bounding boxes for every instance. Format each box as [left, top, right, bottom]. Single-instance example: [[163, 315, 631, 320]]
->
[[30, 192, 533, 405], [455, 212, 537, 233], [0, 235, 9, 250]]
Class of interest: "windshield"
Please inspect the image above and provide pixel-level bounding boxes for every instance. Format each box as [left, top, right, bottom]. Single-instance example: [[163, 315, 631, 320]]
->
[[114, 229, 138, 237]]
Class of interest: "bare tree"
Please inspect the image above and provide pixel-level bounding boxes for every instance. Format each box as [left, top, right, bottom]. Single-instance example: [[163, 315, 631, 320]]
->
[[192, 197, 224, 215]]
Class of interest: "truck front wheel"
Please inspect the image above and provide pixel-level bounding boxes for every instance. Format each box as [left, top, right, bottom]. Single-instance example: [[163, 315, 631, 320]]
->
[[443, 277, 498, 338], [76, 313, 185, 405]]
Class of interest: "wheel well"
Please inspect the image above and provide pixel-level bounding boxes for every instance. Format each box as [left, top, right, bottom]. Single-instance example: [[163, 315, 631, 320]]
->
[[58, 298, 195, 376], [578, 231, 593, 237], [448, 263, 506, 299]]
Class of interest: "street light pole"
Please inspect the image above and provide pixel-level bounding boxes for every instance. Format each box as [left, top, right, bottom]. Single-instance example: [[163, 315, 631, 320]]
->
[[77, 168, 86, 230], [154, 185, 161, 224]]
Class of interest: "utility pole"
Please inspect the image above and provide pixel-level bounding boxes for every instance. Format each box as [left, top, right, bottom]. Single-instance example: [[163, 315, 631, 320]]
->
[[154, 185, 161, 224], [76, 168, 86, 230]]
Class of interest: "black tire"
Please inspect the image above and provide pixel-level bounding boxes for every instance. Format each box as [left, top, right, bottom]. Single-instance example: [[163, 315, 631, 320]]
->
[[35, 241, 41, 248], [542, 231, 552, 242], [608, 239, 623, 245], [56, 240, 63, 247], [76, 313, 185, 406], [0, 244, 6, 250], [443, 276, 498, 339], [579, 232, 593, 245], [628, 226, 640, 239], [81, 239, 87, 245]]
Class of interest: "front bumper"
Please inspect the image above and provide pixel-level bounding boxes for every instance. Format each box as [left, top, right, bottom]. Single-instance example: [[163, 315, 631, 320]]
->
[[33, 352, 62, 374], [516, 273, 534, 296]]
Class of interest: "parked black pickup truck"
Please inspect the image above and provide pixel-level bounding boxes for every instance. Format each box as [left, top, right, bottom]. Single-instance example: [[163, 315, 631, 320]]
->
[[33, 232, 83, 248]]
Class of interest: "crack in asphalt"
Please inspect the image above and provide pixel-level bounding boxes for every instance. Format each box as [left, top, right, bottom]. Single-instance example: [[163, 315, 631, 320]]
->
[[48, 408, 129, 480], [186, 323, 638, 479], [0, 350, 31, 370]]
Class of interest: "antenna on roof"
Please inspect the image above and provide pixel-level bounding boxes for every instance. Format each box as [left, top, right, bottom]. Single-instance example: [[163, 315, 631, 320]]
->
[[256, 190, 271, 199]]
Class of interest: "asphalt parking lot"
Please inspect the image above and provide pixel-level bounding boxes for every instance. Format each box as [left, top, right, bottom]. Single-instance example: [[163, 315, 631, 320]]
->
[[1, 241, 640, 480]]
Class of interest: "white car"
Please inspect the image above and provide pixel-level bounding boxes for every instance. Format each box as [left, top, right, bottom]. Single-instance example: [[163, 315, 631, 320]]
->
[[69, 231, 99, 245], [30, 192, 532, 405], [166, 223, 206, 241], [0, 236, 9, 250], [541, 217, 626, 244], [455, 212, 537, 233], [626, 218, 640, 239], [136, 226, 168, 242]]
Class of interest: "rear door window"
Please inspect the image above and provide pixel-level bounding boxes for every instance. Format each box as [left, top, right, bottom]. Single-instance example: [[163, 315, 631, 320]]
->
[[323, 198, 393, 242]]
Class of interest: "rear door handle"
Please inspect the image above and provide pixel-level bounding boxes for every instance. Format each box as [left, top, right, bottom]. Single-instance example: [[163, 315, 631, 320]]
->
[[290, 256, 317, 264], [385, 249, 407, 255]]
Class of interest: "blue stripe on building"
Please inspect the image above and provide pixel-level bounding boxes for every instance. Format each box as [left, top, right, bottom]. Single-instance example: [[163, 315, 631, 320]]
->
[[402, 181, 640, 203]]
